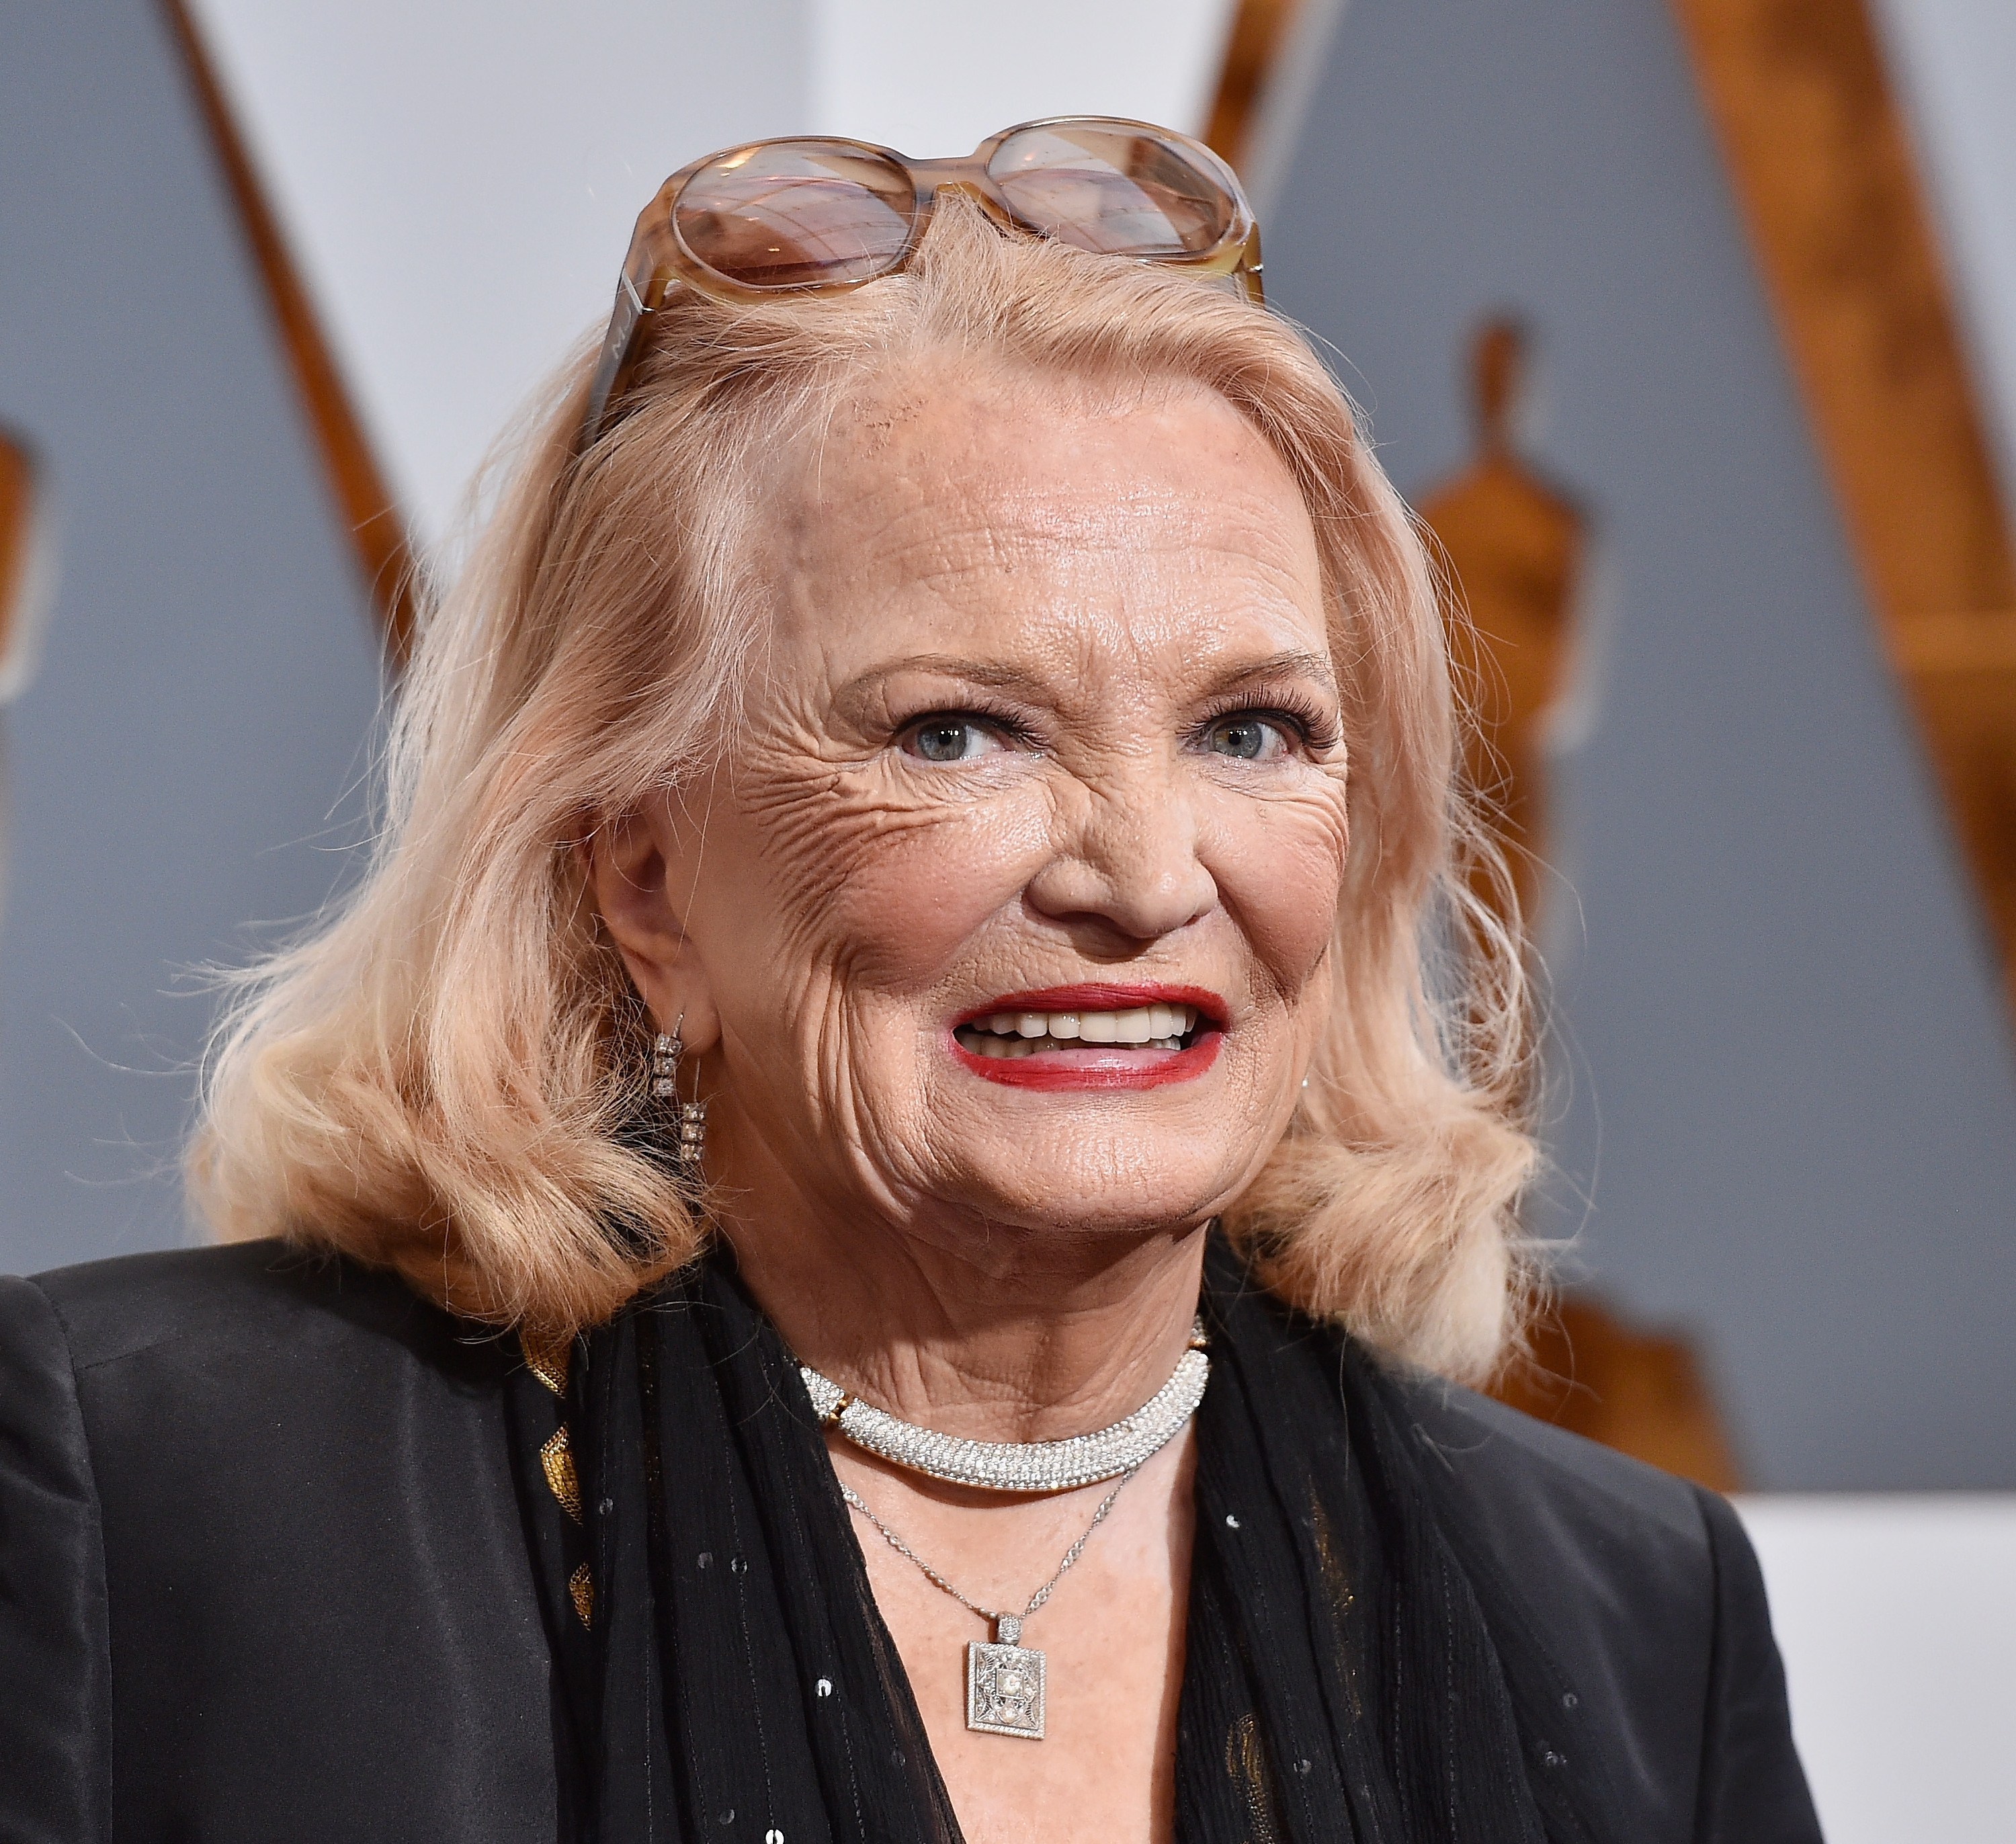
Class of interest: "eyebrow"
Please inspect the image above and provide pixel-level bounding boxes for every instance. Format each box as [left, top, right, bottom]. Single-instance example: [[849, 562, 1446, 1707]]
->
[[854, 655, 1050, 695], [847, 648, 1340, 702], [1203, 649, 1341, 700]]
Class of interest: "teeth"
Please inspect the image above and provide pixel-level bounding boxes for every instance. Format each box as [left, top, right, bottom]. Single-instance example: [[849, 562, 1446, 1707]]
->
[[957, 1002, 1208, 1056]]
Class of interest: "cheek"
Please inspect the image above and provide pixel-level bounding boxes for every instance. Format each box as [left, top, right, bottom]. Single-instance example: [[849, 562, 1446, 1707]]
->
[[1205, 783, 1350, 1000], [710, 761, 1052, 1003], [831, 804, 1048, 995]]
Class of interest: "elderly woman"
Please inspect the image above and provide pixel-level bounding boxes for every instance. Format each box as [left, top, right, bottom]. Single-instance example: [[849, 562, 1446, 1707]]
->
[[1, 122, 1816, 1843]]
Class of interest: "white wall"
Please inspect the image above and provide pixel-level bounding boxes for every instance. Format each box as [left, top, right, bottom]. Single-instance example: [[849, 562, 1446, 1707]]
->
[[808, 0, 1232, 159], [186, 0, 814, 546], [1871, 0, 2016, 527], [1740, 1496, 2016, 1844]]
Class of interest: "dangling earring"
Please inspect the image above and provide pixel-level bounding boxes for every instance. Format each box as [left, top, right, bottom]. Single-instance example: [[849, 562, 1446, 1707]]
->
[[650, 1025, 681, 1100], [650, 1019, 708, 1169]]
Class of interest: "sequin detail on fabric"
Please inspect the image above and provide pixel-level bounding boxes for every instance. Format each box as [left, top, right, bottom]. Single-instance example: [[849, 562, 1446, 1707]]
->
[[541, 1424, 583, 1522], [523, 1325, 572, 1395], [520, 1329, 593, 1624]]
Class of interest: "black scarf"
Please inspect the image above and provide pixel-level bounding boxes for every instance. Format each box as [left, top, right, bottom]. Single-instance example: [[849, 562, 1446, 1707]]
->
[[507, 1241, 1622, 1842]]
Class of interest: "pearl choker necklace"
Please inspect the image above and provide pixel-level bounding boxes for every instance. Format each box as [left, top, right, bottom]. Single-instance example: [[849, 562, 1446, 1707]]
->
[[799, 1319, 1209, 1493]]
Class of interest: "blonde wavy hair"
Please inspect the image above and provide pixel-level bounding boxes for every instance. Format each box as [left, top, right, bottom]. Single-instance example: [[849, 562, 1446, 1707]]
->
[[190, 200, 1534, 1381]]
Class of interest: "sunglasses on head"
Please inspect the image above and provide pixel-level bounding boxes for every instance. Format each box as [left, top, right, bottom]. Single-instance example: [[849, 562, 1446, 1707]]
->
[[581, 115, 1263, 446]]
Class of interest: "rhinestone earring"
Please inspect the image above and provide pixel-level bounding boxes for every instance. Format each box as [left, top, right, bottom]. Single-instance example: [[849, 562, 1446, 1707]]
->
[[650, 1022, 707, 1169]]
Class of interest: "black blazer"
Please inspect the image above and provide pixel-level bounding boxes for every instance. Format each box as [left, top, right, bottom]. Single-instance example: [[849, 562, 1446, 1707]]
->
[[0, 1241, 1820, 1843]]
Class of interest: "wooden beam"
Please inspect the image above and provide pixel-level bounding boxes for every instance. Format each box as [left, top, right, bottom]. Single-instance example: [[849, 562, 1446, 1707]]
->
[[1671, 0, 2016, 1015], [1204, 0, 1303, 175], [159, 0, 417, 668]]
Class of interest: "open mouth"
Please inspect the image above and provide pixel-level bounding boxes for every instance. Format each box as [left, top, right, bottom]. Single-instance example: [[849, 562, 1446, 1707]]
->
[[949, 984, 1226, 1089], [955, 1002, 1204, 1058]]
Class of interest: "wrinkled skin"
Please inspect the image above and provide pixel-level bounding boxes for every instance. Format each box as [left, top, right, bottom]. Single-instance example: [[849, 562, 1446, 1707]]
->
[[593, 356, 1349, 1844]]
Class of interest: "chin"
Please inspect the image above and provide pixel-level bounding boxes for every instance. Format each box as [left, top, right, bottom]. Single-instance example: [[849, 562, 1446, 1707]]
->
[[937, 1126, 1255, 1243]]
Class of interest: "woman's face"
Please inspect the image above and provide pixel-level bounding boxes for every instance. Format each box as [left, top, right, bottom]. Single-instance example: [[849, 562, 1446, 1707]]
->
[[613, 358, 1350, 1251]]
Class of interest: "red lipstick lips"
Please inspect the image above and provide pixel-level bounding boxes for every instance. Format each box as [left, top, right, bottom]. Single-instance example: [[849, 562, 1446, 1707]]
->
[[949, 983, 1226, 1091]]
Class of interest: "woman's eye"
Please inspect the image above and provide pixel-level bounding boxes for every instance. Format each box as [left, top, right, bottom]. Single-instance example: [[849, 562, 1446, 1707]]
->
[[901, 717, 1005, 763], [1205, 714, 1292, 761]]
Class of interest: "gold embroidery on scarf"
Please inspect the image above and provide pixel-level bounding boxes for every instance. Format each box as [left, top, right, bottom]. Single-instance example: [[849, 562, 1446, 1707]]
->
[[521, 1329, 594, 1620], [1309, 1494, 1355, 1620], [521, 1326, 572, 1395], [540, 1425, 583, 1522], [1310, 1491, 1366, 1720], [1226, 1711, 1280, 1844]]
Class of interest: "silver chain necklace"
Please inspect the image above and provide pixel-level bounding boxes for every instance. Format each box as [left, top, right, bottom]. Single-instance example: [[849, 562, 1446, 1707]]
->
[[838, 1468, 1138, 1741], [799, 1318, 1209, 1493]]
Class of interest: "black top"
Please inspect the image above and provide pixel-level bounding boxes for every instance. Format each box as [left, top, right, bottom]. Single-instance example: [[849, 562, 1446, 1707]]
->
[[0, 1241, 1820, 1843]]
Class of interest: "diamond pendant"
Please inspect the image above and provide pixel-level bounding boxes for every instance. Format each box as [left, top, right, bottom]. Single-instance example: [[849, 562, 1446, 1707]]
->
[[966, 1614, 1046, 1738]]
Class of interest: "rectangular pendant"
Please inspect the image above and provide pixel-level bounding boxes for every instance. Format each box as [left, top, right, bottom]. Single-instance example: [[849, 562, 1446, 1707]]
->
[[966, 1639, 1046, 1738]]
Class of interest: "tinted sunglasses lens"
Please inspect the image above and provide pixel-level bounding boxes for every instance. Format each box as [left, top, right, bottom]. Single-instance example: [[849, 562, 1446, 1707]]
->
[[986, 125, 1237, 257], [675, 142, 917, 287]]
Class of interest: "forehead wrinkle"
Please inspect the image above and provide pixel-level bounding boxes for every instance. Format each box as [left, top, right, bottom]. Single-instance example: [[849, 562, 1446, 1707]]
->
[[787, 400, 1314, 577], [810, 515, 1322, 649], [811, 471, 1312, 579], [757, 362, 1331, 710]]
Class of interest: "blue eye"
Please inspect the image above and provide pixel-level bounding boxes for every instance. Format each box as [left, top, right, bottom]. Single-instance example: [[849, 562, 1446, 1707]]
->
[[903, 717, 1003, 763], [1206, 714, 1289, 760]]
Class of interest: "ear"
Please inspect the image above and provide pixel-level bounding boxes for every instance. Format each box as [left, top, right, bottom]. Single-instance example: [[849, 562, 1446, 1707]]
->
[[585, 804, 721, 1054]]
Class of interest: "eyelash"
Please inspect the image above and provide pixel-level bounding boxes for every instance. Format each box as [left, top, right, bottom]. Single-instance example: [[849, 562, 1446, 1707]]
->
[[894, 694, 1339, 755], [896, 704, 1036, 751], [1191, 694, 1337, 754]]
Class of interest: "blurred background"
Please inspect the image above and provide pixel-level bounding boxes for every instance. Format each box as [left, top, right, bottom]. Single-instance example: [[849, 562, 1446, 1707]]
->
[[2, 0, 2011, 1831]]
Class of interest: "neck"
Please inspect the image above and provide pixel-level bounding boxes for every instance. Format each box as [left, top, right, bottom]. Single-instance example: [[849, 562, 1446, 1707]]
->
[[715, 1187, 1211, 1448]]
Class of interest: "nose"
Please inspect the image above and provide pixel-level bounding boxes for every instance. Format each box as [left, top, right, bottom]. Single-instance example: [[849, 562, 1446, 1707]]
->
[[1024, 763, 1219, 947]]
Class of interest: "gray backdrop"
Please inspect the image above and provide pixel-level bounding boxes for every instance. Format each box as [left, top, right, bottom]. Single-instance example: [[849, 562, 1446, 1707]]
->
[[1269, 0, 2016, 1486], [0, 0, 384, 1275]]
